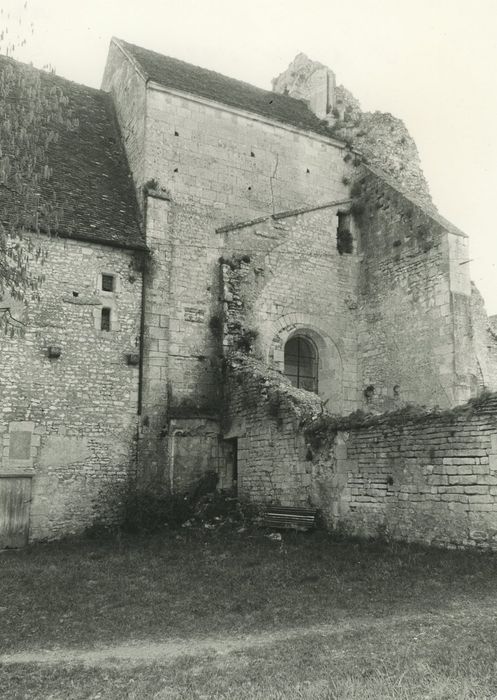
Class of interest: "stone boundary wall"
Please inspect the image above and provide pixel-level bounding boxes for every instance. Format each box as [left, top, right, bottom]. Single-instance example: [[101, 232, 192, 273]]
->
[[226, 355, 497, 550], [326, 403, 497, 549]]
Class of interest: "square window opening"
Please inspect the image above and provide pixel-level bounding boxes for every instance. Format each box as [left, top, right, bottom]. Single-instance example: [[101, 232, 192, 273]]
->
[[101, 274, 115, 292]]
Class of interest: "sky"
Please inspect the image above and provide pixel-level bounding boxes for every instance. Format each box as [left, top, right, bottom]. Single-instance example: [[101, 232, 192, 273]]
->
[[3, 0, 497, 313]]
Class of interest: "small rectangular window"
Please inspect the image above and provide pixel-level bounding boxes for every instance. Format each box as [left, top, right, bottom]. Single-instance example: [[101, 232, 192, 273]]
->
[[101, 307, 111, 331], [337, 211, 353, 254], [101, 274, 114, 292]]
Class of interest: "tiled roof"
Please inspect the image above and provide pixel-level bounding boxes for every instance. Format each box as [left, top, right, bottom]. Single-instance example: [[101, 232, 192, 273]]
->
[[0, 55, 144, 250], [117, 39, 340, 139]]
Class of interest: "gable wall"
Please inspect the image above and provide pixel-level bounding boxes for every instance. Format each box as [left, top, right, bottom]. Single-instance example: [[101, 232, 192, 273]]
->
[[0, 234, 142, 540], [102, 42, 148, 211]]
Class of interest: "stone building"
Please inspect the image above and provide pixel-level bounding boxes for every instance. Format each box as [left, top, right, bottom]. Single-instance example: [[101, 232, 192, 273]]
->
[[1, 40, 497, 546]]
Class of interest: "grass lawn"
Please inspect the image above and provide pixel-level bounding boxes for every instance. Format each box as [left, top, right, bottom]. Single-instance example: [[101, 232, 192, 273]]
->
[[1, 527, 497, 698]]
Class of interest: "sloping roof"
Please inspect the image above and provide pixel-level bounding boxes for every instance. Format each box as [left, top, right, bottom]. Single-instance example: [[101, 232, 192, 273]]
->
[[0, 54, 144, 250], [117, 39, 340, 139], [364, 164, 467, 238]]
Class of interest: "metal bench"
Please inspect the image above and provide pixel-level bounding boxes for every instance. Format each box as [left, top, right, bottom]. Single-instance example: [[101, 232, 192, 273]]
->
[[261, 505, 317, 531]]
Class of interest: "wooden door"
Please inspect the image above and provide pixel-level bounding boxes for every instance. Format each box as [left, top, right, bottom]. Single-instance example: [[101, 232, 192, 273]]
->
[[0, 476, 32, 549]]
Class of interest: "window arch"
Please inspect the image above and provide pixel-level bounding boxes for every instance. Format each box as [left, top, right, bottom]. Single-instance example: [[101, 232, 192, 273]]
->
[[284, 336, 318, 393]]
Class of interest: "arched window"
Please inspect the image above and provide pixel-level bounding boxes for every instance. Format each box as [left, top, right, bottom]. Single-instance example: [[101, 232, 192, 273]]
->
[[284, 336, 318, 393]]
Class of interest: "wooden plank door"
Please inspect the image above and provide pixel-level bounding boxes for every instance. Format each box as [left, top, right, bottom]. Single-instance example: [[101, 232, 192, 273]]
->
[[0, 476, 32, 549]]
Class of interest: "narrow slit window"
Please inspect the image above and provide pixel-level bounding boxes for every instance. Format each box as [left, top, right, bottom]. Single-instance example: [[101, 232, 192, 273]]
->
[[101, 307, 111, 331], [337, 211, 353, 254], [101, 274, 114, 292]]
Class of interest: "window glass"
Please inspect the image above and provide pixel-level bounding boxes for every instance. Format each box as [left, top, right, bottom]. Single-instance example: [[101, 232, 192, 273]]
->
[[284, 336, 318, 393]]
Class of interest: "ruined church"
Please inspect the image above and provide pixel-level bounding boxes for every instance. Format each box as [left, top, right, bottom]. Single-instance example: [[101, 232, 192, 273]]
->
[[2, 39, 497, 548]]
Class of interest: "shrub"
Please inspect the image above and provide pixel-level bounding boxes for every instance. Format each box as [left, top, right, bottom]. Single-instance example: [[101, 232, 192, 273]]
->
[[121, 487, 194, 533], [350, 200, 365, 219], [350, 181, 362, 198], [235, 328, 259, 353]]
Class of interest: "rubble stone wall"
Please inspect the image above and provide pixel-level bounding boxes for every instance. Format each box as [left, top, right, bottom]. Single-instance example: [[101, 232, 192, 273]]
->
[[0, 234, 142, 540]]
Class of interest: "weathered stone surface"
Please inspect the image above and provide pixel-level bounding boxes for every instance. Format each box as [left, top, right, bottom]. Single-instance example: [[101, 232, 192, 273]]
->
[[226, 361, 497, 551], [272, 54, 432, 205]]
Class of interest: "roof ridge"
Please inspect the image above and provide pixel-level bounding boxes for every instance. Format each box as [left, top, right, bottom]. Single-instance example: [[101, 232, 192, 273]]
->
[[117, 38, 292, 99], [114, 39, 343, 139]]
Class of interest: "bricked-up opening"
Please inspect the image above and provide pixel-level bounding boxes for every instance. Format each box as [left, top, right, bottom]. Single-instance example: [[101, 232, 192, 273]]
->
[[101, 307, 111, 331], [284, 336, 318, 393], [101, 274, 114, 292], [337, 212, 353, 254]]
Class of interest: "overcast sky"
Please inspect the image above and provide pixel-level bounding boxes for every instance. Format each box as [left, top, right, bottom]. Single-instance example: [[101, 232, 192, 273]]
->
[[4, 0, 497, 313]]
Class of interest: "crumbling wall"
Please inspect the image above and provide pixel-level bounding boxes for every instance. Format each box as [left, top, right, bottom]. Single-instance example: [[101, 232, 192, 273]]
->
[[272, 54, 432, 205], [354, 167, 474, 409], [225, 353, 323, 505], [471, 284, 497, 391], [218, 204, 360, 414], [226, 356, 497, 551]]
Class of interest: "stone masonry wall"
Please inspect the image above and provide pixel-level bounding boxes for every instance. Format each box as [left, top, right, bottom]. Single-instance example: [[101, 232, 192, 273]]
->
[[139, 79, 354, 407], [471, 283, 497, 392], [226, 356, 497, 551], [225, 354, 322, 505], [355, 167, 473, 409], [0, 234, 142, 540], [220, 204, 360, 414], [324, 401, 497, 549], [105, 47, 356, 482]]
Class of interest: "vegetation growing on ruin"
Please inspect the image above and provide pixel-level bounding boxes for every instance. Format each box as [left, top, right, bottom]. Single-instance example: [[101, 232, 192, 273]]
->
[[303, 389, 497, 452]]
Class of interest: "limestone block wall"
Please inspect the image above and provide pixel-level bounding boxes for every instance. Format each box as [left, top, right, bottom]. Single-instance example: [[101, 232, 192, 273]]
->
[[104, 44, 356, 408], [323, 402, 497, 550], [143, 85, 351, 222], [139, 80, 353, 405], [355, 167, 473, 409], [0, 234, 142, 540], [227, 357, 497, 551], [101, 41, 147, 209], [220, 204, 360, 414]]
